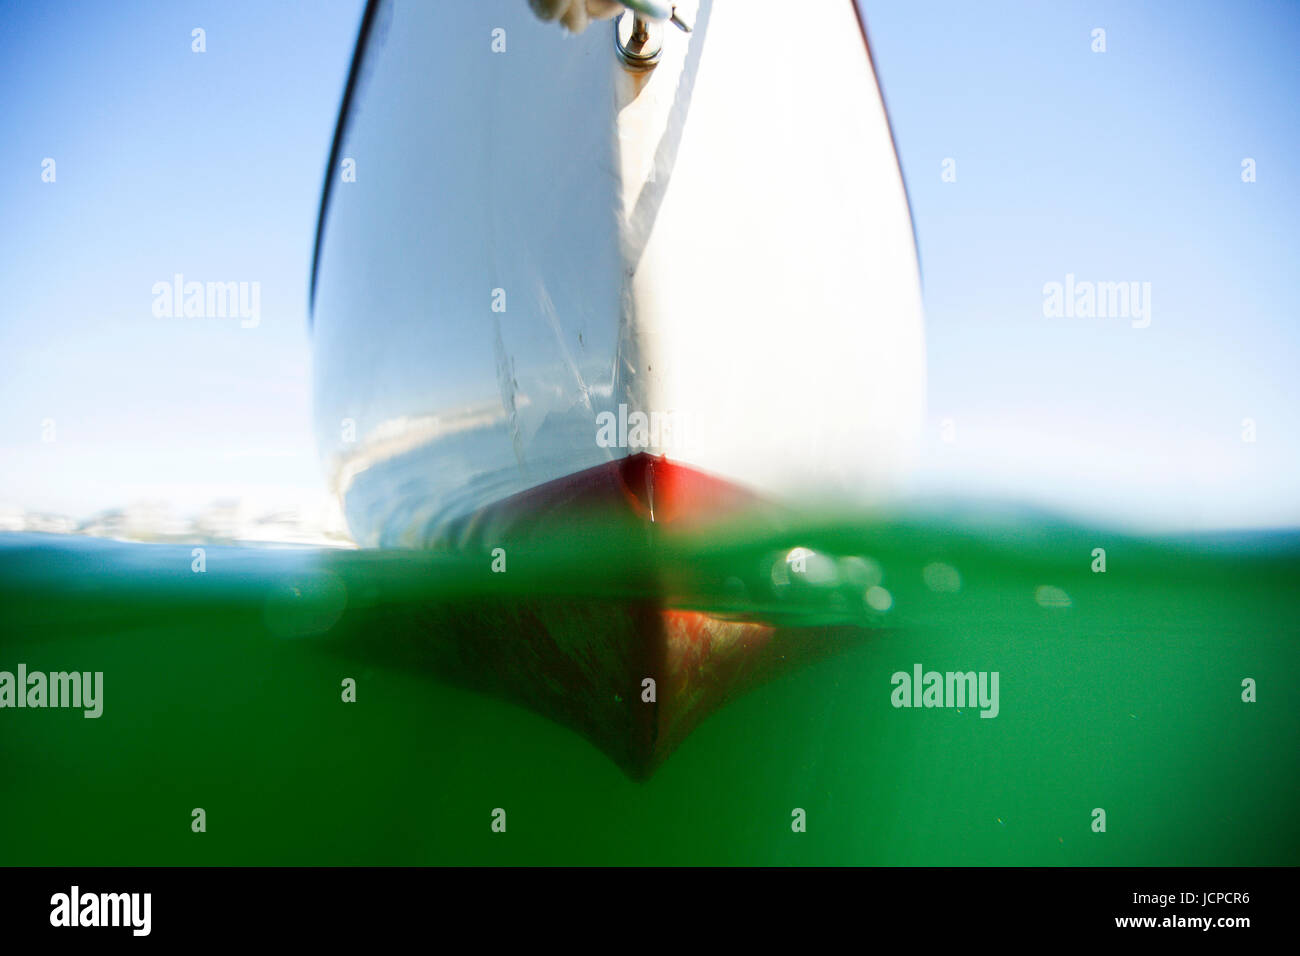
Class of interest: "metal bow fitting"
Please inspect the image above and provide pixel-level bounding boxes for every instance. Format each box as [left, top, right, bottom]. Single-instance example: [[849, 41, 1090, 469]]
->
[[621, 1, 692, 32]]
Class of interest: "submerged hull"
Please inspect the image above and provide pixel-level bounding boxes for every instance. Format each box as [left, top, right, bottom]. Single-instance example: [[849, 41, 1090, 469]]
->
[[309, 1, 922, 774], [372, 452, 871, 779]]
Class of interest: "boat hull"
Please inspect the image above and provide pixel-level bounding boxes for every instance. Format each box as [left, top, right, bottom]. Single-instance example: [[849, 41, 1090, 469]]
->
[[308, 1, 918, 776]]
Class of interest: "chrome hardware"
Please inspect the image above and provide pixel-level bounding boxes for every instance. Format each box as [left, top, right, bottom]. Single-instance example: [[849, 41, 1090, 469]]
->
[[615, 3, 689, 71], [615, 11, 662, 70]]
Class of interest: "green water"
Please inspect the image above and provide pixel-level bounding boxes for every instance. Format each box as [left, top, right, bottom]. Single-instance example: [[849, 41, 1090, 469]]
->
[[1, 512, 1297, 865]]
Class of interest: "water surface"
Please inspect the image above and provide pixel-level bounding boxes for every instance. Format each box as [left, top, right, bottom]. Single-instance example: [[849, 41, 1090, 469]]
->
[[1, 512, 1296, 865]]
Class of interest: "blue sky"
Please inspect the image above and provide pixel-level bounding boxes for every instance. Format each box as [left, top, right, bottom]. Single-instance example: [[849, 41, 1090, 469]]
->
[[0, 0, 366, 518], [1, 0, 1297, 530], [864, 0, 1300, 528]]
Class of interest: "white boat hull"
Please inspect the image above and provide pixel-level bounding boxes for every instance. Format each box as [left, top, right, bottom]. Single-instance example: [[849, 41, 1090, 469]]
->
[[311, 0, 924, 547]]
